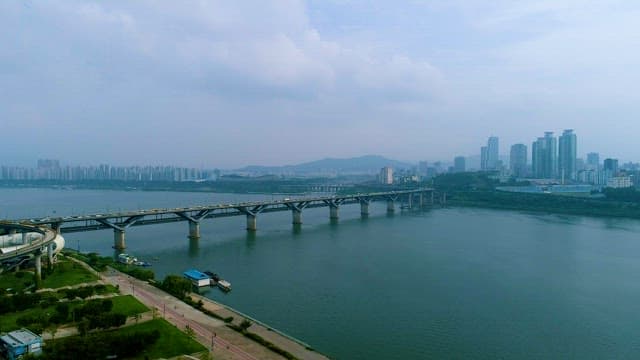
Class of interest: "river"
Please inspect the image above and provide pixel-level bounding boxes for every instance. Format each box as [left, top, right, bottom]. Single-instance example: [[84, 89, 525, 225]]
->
[[3, 188, 640, 359]]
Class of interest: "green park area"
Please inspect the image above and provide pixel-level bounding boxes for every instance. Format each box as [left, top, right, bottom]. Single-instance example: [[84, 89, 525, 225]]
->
[[110, 294, 149, 316], [35, 318, 206, 360], [41, 260, 99, 288], [0, 292, 143, 333], [0, 258, 99, 294], [0, 254, 207, 360], [111, 318, 207, 359]]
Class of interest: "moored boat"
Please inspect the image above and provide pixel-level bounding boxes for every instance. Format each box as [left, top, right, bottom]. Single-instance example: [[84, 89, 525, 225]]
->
[[217, 280, 232, 292]]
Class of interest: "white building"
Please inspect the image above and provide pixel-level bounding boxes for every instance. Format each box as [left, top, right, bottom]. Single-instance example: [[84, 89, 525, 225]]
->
[[607, 176, 633, 189], [380, 167, 393, 185]]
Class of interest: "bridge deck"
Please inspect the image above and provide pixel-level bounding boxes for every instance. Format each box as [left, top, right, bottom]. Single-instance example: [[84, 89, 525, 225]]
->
[[14, 188, 434, 233]]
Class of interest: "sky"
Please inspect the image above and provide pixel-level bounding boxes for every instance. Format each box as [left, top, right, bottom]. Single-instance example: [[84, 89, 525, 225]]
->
[[1, 1, 639, 168]]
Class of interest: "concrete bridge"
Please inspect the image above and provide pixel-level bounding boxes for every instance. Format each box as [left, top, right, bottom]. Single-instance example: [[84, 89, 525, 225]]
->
[[18, 188, 437, 250], [0, 222, 62, 280]]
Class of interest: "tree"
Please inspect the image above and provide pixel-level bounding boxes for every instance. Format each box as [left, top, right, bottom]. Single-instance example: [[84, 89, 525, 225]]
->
[[77, 319, 89, 336], [161, 275, 192, 299], [239, 319, 252, 331], [76, 286, 95, 299], [184, 324, 196, 339]]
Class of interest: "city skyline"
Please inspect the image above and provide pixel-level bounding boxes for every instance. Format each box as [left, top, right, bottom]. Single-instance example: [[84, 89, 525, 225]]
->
[[2, 2, 640, 167], [1, 126, 636, 171]]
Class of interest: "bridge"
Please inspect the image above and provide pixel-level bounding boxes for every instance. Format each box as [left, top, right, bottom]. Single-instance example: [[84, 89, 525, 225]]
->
[[15, 188, 437, 250]]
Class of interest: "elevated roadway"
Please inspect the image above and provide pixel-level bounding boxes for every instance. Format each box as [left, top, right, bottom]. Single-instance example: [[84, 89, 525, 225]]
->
[[16, 188, 436, 250], [0, 222, 61, 279]]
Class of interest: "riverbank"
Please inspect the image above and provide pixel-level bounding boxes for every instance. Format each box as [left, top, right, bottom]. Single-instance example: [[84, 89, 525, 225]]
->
[[189, 292, 328, 360], [447, 190, 640, 220], [100, 267, 328, 360]]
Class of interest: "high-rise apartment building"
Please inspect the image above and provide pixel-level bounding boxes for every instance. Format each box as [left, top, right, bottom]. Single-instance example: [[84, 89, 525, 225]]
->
[[453, 156, 466, 173], [480, 136, 499, 171], [603, 158, 619, 176], [558, 129, 577, 182], [480, 146, 488, 170], [532, 132, 557, 179], [487, 136, 499, 170], [380, 166, 393, 184], [510, 144, 528, 178], [586, 152, 600, 170]]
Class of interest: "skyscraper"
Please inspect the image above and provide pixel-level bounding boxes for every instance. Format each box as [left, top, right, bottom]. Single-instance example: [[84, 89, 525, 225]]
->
[[532, 132, 557, 179], [480, 137, 499, 171], [480, 146, 488, 170], [453, 156, 466, 173], [558, 129, 577, 182], [380, 167, 393, 184], [586, 152, 600, 170], [487, 136, 499, 170], [603, 158, 619, 176], [510, 144, 528, 178]]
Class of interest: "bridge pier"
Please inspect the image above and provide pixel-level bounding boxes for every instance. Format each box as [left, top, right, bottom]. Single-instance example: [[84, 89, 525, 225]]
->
[[188, 220, 200, 239], [47, 242, 54, 265], [22, 232, 27, 244], [387, 199, 395, 213], [292, 209, 302, 225], [419, 193, 424, 208], [34, 252, 42, 282], [329, 205, 339, 220], [407, 194, 413, 209], [360, 201, 370, 217], [114, 229, 126, 250], [246, 214, 257, 231]]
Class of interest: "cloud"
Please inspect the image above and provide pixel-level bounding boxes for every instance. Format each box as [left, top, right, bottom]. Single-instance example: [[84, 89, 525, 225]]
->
[[1, 1, 442, 102], [2, 1, 640, 166]]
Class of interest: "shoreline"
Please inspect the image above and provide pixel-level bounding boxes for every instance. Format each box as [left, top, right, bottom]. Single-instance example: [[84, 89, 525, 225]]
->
[[447, 200, 640, 221], [188, 292, 328, 359], [190, 292, 315, 350]]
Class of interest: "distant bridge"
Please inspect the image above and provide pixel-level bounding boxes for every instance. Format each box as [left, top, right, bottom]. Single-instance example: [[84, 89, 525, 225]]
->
[[14, 188, 438, 250]]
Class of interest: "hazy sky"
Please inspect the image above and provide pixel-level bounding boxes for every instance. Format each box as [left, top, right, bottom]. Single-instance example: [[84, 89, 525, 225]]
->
[[2, 1, 639, 168]]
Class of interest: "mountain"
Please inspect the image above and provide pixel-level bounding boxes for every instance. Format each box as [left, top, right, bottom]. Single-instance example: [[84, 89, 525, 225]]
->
[[235, 155, 413, 176]]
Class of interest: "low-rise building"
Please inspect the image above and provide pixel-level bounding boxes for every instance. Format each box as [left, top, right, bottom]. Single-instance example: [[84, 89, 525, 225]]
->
[[183, 269, 211, 287], [0, 329, 43, 360], [607, 176, 633, 189]]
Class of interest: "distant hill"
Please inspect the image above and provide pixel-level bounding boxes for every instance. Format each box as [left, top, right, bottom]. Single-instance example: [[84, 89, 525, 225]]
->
[[236, 155, 413, 176]]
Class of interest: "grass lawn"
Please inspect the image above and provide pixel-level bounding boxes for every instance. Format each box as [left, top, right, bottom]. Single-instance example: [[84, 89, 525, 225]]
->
[[108, 318, 206, 359], [41, 261, 99, 289], [110, 295, 149, 316]]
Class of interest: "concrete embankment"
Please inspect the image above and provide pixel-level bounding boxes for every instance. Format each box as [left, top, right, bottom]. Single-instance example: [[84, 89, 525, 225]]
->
[[189, 292, 329, 360]]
